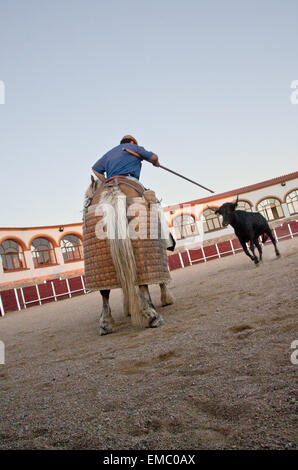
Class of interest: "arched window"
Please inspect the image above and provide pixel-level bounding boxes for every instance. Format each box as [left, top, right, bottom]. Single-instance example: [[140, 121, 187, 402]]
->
[[257, 198, 284, 221], [173, 214, 198, 239], [0, 239, 26, 271], [31, 237, 57, 268], [236, 200, 252, 212], [286, 190, 298, 215], [60, 234, 83, 262], [202, 209, 223, 233]]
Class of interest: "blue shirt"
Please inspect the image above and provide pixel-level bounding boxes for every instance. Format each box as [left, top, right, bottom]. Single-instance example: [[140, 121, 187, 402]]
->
[[92, 143, 155, 180]]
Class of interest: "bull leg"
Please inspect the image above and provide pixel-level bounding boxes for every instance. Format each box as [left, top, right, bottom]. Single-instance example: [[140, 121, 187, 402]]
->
[[254, 238, 263, 262], [99, 289, 114, 335], [265, 229, 280, 257], [139, 285, 163, 328], [239, 239, 256, 263], [159, 283, 174, 306], [249, 240, 259, 264]]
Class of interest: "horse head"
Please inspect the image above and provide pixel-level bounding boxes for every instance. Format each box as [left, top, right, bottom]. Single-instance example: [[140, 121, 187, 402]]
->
[[84, 175, 100, 209]]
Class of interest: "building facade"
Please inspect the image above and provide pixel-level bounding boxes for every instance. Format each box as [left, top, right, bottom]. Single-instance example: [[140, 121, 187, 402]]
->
[[0, 223, 84, 290]]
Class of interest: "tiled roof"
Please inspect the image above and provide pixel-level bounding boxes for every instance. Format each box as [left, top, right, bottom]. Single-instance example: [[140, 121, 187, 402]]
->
[[0, 222, 82, 231], [163, 171, 298, 211]]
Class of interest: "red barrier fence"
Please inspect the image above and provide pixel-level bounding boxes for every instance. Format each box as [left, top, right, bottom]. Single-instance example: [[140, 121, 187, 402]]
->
[[0, 275, 86, 316], [0, 221, 297, 316]]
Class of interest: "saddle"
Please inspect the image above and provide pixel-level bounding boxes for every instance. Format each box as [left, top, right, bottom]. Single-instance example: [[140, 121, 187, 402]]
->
[[104, 175, 145, 197], [89, 175, 158, 206]]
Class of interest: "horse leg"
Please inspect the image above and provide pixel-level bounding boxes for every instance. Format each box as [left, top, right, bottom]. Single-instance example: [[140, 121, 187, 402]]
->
[[159, 283, 174, 306], [138, 285, 163, 328], [99, 289, 114, 335], [122, 292, 130, 317]]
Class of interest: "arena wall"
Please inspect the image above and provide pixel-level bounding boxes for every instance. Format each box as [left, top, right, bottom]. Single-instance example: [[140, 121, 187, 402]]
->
[[0, 219, 297, 316]]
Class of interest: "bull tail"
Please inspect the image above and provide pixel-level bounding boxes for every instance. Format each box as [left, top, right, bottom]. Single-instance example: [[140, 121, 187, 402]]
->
[[262, 233, 268, 244], [99, 186, 143, 326]]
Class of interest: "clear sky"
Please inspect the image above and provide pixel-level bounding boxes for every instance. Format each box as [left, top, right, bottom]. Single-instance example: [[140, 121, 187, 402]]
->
[[0, 0, 297, 227]]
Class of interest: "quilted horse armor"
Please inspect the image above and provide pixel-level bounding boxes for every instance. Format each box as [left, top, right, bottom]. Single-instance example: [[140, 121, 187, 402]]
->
[[83, 176, 171, 291]]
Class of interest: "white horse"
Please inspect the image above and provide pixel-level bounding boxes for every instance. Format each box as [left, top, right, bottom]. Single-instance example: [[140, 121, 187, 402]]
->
[[84, 177, 174, 335]]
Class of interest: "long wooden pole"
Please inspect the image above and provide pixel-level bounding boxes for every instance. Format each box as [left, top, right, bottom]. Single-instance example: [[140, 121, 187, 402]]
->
[[122, 147, 214, 194]]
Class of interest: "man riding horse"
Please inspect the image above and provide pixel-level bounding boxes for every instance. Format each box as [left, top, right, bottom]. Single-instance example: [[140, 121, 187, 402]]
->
[[83, 135, 174, 335]]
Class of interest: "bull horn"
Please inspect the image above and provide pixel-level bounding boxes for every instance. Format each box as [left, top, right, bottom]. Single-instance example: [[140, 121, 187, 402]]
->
[[207, 205, 217, 212], [234, 195, 239, 206]]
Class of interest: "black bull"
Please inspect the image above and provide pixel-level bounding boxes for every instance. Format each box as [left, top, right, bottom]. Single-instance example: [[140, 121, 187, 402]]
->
[[212, 197, 280, 264]]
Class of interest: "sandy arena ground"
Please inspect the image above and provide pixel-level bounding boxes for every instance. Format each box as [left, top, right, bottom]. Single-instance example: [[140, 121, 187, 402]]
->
[[0, 238, 297, 450]]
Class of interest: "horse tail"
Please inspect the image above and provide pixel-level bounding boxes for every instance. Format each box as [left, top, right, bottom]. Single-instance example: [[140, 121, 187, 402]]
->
[[99, 186, 143, 326]]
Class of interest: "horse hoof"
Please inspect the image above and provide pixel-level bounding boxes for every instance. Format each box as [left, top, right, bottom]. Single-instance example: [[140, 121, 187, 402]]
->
[[99, 325, 113, 336], [150, 316, 164, 328]]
